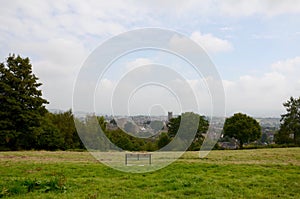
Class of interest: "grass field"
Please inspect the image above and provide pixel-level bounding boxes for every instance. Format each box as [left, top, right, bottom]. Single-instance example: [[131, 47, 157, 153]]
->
[[0, 148, 299, 198]]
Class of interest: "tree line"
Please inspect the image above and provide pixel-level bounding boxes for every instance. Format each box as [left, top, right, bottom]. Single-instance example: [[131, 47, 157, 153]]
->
[[0, 55, 299, 151]]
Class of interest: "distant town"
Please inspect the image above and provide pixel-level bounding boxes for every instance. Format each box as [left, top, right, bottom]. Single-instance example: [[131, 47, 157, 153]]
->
[[53, 109, 280, 149]]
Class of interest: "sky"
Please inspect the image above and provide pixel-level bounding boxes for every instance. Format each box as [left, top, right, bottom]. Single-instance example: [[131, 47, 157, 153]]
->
[[1, 0, 300, 117]]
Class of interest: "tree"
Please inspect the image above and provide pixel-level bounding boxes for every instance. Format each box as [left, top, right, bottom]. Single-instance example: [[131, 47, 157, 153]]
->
[[48, 110, 83, 150], [143, 141, 157, 151], [97, 116, 107, 131], [167, 112, 209, 150], [275, 97, 300, 145], [261, 133, 268, 143], [149, 120, 164, 132], [36, 113, 64, 151], [0, 55, 48, 150], [157, 132, 171, 149], [223, 113, 261, 148]]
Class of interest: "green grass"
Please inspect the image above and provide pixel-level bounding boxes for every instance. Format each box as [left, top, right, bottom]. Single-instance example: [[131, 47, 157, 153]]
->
[[0, 148, 300, 198]]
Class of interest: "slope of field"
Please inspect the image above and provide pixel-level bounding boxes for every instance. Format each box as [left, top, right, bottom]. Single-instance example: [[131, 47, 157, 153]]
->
[[0, 148, 299, 198]]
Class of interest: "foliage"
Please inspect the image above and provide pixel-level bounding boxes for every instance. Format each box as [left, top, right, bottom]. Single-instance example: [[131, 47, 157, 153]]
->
[[24, 175, 67, 193], [0, 55, 48, 150], [167, 112, 209, 151], [0, 174, 67, 197], [35, 113, 65, 150], [105, 128, 155, 151], [223, 113, 261, 148], [260, 133, 268, 143], [149, 120, 164, 132], [275, 96, 300, 145], [157, 132, 171, 149], [1, 55, 298, 152], [43, 110, 84, 150], [0, 55, 84, 151]]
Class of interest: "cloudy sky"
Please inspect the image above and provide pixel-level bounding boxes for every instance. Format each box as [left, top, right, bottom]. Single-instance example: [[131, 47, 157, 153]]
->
[[1, 0, 300, 117]]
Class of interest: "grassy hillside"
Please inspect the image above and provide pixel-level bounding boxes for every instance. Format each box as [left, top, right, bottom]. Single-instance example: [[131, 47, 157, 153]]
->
[[0, 148, 299, 198]]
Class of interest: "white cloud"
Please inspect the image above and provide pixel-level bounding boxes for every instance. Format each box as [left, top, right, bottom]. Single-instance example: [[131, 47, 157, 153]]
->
[[168, 34, 197, 54], [219, 0, 300, 17], [9, 38, 89, 110], [190, 31, 233, 53], [0, 1, 148, 111], [70, 55, 300, 117], [271, 56, 300, 73], [134, 0, 300, 19], [224, 57, 300, 117], [135, 0, 300, 18], [168, 32, 233, 55], [125, 58, 153, 71], [220, 27, 234, 32], [1, 1, 299, 115]]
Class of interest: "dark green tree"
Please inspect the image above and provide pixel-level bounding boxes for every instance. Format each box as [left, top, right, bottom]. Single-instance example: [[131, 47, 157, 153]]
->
[[76, 114, 110, 150], [167, 112, 209, 151], [157, 132, 171, 149], [48, 110, 83, 150], [275, 97, 300, 145], [0, 55, 48, 150], [36, 113, 64, 150], [149, 120, 164, 132], [167, 116, 180, 138], [143, 141, 157, 151], [223, 113, 261, 148], [261, 133, 268, 143], [97, 116, 107, 131]]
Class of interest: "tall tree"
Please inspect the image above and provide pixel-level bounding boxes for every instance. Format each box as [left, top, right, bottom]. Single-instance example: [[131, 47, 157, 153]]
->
[[157, 132, 171, 149], [275, 97, 300, 145], [0, 54, 48, 150], [48, 110, 83, 150], [223, 113, 261, 148], [36, 113, 64, 151], [167, 112, 209, 150]]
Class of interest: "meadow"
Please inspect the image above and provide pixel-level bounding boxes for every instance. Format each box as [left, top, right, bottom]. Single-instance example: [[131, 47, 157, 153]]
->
[[0, 148, 299, 198]]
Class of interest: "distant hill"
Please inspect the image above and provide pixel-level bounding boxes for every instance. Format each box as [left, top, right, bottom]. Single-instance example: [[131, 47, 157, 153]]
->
[[48, 109, 64, 114]]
